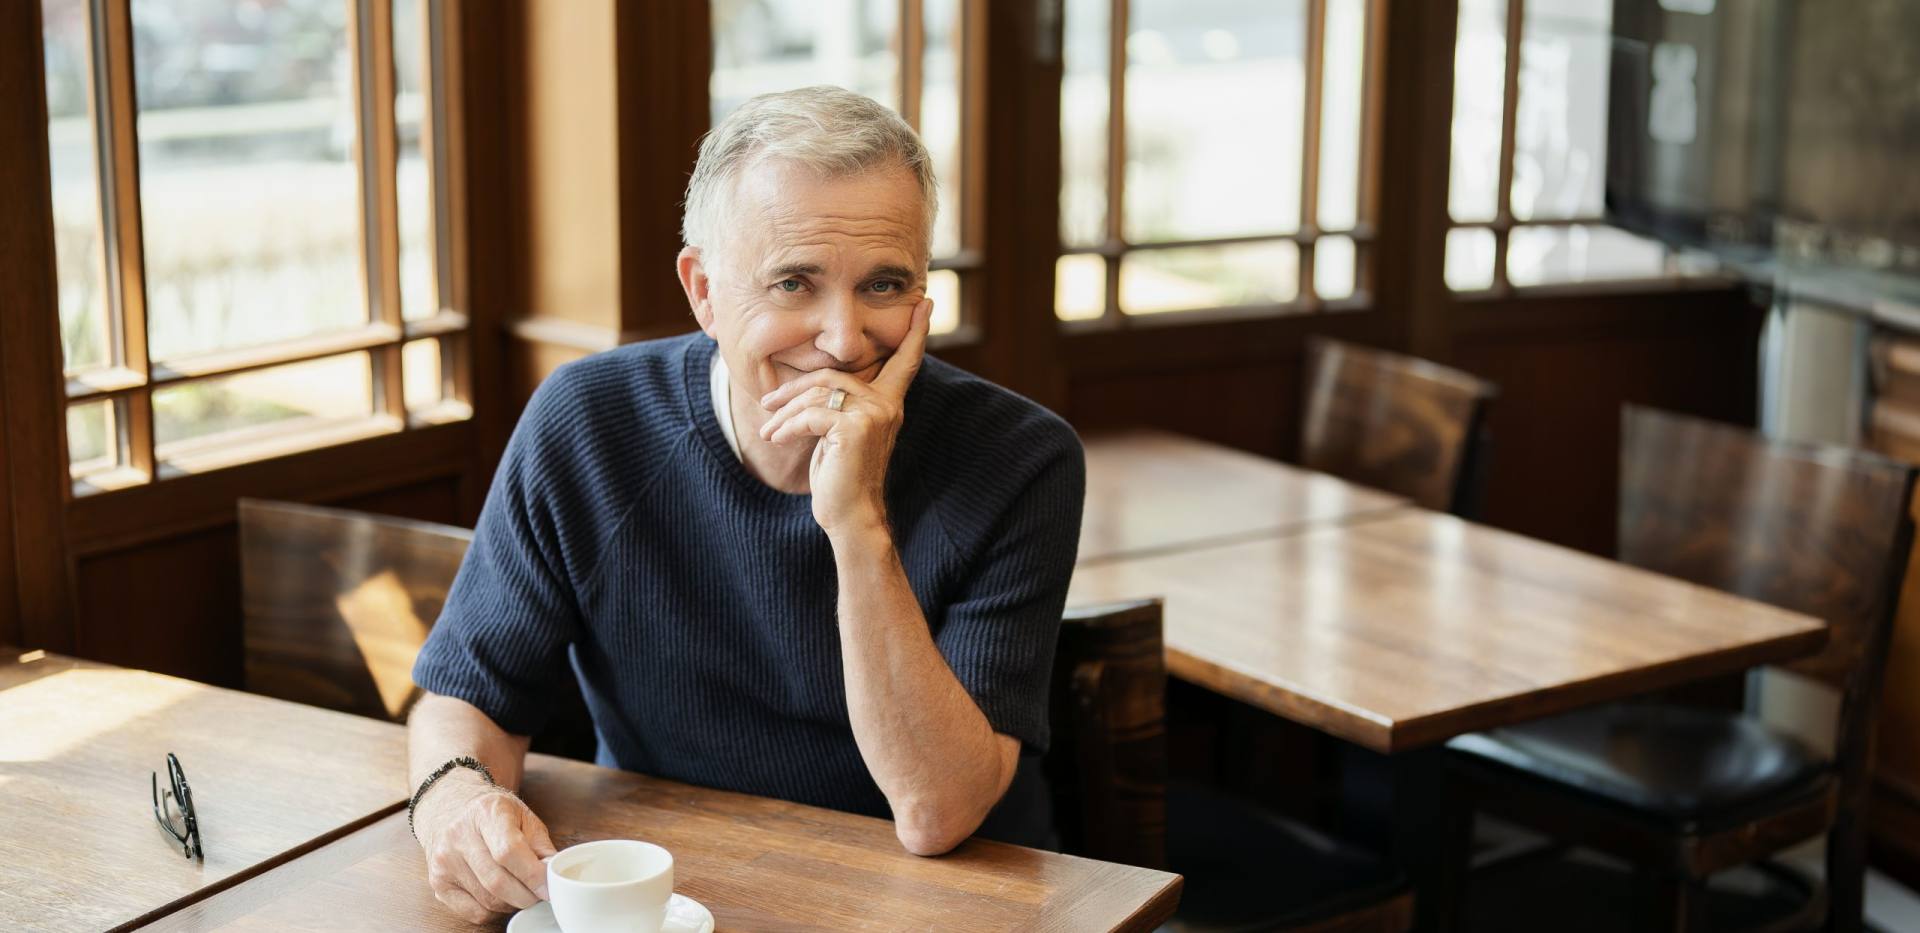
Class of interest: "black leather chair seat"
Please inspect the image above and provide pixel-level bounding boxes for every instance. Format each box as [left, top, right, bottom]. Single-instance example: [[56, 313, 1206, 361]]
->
[[1446, 703, 1830, 830], [1164, 781, 1407, 932]]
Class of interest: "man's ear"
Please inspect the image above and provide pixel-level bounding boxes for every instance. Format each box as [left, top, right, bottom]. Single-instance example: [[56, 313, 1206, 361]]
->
[[677, 247, 717, 336]]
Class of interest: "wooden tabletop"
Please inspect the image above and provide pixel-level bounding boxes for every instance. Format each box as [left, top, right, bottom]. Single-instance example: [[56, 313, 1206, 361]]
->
[[1068, 511, 1829, 753], [139, 752, 1183, 933], [1079, 428, 1406, 563], [0, 650, 409, 932]]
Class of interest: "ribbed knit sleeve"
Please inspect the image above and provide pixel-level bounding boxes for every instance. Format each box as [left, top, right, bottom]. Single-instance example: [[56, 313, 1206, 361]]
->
[[933, 439, 1085, 754], [412, 368, 589, 736]]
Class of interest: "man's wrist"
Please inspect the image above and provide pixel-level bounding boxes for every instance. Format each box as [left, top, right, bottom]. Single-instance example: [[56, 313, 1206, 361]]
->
[[826, 513, 893, 553], [409, 758, 497, 841]]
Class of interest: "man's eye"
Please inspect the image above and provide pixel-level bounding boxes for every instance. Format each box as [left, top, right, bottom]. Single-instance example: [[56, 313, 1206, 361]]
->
[[871, 280, 900, 294], [776, 279, 803, 293]]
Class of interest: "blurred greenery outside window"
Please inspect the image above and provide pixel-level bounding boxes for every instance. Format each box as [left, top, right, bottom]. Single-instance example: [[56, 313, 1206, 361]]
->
[[42, 0, 465, 494]]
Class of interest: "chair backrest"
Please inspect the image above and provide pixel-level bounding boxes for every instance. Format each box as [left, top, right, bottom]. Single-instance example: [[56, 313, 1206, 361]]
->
[[1299, 337, 1499, 514], [1046, 598, 1167, 870], [239, 499, 473, 722], [1617, 407, 1918, 802]]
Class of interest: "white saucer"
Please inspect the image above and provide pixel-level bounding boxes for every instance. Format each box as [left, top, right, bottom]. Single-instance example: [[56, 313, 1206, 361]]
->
[[506, 894, 714, 933]]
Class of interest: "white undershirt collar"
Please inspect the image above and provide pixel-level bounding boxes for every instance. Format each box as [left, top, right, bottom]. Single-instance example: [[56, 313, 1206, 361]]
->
[[710, 351, 744, 462]]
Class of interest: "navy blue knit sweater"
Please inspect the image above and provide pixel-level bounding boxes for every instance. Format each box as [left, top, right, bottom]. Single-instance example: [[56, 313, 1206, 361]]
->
[[412, 332, 1084, 848]]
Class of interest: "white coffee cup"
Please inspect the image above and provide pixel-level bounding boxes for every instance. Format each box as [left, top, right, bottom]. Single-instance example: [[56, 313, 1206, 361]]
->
[[546, 839, 675, 933]]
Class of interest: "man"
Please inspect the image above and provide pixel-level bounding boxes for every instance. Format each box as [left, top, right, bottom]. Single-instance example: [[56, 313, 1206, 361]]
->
[[406, 86, 1084, 923]]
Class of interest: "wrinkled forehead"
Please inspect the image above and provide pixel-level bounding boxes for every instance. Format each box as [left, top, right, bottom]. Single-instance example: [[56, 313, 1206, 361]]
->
[[723, 158, 929, 269]]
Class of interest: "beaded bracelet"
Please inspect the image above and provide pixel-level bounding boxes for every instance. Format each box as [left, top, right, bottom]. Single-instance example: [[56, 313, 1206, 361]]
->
[[407, 755, 497, 841]]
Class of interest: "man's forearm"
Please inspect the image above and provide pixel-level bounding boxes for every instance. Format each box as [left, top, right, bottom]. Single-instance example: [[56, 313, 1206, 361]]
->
[[408, 692, 534, 792], [831, 523, 1014, 855]]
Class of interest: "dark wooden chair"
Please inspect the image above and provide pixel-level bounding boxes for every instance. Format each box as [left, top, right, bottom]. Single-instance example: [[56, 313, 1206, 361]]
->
[[238, 499, 598, 758], [1299, 338, 1498, 515], [1052, 599, 1412, 932], [1445, 407, 1920, 932], [240, 498, 473, 722]]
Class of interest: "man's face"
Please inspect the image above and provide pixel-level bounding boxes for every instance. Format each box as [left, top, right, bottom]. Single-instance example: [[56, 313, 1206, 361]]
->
[[687, 159, 929, 405]]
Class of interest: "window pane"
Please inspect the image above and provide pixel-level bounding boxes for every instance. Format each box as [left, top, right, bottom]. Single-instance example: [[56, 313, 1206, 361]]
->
[[154, 352, 373, 454], [1061, 0, 1110, 248], [1125, 1, 1308, 242], [1449, 0, 1507, 223], [395, 0, 436, 320], [927, 269, 960, 336], [133, 0, 366, 360], [42, 0, 112, 373], [711, 0, 899, 123], [1511, 0, 1611, 221], [1508, 224, 1667, 286], [403, 338, 442, 410], [1121, 242, 1299, 315], [1055, 254, 1107, 321], [1317, 0, 1368, 232], [1446, 226, 1497, 290], [67, 400, 115, 478], [922, 0, 963, 258], [1315, 235, 1356, 301]]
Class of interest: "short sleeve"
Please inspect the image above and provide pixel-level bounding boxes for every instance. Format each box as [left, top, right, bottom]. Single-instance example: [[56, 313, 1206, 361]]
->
[[412, 376, 587, 736], [933, 441, 1086, 754]]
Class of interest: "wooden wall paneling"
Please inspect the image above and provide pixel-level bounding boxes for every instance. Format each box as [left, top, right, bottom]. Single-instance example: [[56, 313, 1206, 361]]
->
[[1, 0, 78, 651], [1070, 365, 1305, 462], [503, 2, 711, 410], [614, 0, 710, 336], [1375, 0, 1453, 360], [450, 0, 508, 519], [978, 0, 1067, 408], [76, 526, 243, 685], [72, 474, 469, 688], [1449, 287, 1763, 557]]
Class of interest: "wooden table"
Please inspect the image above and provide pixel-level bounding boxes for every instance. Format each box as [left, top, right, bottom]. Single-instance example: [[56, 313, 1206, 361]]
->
[[0, 650, 409, 932], [1070, 509, 1828, 930], [1069, 509, 1829, 753], [1079, 428, 1406, 564], [139, 753, 1183, 932]]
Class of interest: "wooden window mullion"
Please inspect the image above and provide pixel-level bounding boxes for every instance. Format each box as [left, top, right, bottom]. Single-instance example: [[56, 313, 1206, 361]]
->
[[98, 0, 154, 482], [1102, 0, 1127, 326], [1491, 0, 1524, 294], [360, 0, 407, 423], [1298, 0, 1326, 308], [900, 0, 924, 130]]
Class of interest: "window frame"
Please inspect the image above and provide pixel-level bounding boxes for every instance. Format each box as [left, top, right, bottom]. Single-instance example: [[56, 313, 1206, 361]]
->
[[51, 0, 474, 497], [1056, 0, 1390, 329], [1444, 0, 1731, 298]]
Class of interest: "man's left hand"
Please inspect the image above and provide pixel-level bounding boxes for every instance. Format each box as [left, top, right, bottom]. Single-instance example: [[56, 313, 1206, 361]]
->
[[757, 298, 933, 537]]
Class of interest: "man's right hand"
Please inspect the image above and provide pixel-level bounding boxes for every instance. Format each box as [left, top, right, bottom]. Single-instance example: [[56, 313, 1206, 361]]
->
[[413, 769, 559, 923]]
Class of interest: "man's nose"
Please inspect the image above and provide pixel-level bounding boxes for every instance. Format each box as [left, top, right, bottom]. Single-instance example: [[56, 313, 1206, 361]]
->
[[813, 292, 869, 366]]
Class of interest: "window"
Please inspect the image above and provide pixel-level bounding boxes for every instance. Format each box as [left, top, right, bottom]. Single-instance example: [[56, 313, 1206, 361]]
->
[[1445, 0, 1709, 292], [710, 0, 982, 338], [41, 0, 469, 495], [1057, 0, 1382, 324]]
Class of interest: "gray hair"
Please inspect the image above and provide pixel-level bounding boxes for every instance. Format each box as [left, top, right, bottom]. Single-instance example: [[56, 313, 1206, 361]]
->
[[682, 86, 939, 266]]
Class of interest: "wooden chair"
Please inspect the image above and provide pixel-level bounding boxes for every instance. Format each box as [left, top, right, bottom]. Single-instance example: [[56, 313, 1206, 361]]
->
[[1052, 599, 1412, 932], [1446, 407, 1920, 932], [240, 498, 473, 722], [1299, 338, 1498, 515], [238, 499, 598, 759]]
